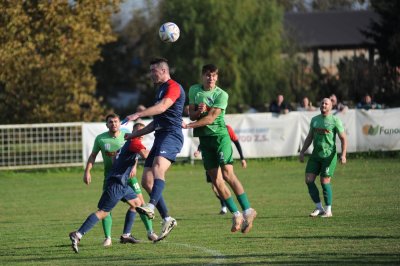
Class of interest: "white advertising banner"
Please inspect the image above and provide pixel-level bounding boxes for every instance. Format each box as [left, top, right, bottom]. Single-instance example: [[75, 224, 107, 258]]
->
[[224, 113, 301, 158], [82, 109, 400, 164], [334, 110, 357, 153], [355, 108, 400, 151]]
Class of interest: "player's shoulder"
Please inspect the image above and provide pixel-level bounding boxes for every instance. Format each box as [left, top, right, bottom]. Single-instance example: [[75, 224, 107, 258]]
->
[[167, 79, 182, 89], [189, 83, 202, 91], [214, 86, 228, 97], [331, 114, 344, 124], [120, 128, 130, 134], [96, 131, 111, 140]]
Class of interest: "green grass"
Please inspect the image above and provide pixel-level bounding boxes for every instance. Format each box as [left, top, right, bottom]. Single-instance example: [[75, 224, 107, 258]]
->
[[0, 158, 399, 265]]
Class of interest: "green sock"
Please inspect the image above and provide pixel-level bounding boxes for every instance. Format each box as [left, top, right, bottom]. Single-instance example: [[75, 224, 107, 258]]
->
[[306, 182, 321, 204], [102, 212, 112, 238], [321, 183, 332, 206], [224, 197, 239, 213], [127, 177, 152, 232], [236, 193, 251, 211], [139, 213, 153, 233]]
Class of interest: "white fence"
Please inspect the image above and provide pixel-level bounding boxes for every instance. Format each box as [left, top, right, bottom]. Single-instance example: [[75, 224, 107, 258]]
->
[[0, 123, 83, 170], [1, 109, 400, 170]]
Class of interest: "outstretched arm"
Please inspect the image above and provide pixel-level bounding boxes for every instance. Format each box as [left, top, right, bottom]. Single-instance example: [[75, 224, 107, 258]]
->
[[338, 131, 347, 164], [124, 98, 175, 122], [125, 121, 155, 140], [299, 130, 313, 163]]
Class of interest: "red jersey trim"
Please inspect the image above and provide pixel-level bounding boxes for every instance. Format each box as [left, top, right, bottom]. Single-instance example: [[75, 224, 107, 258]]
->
[[226, 125, 238, 141], [164, 80, 181, 102], [128, 138, 146, 153]]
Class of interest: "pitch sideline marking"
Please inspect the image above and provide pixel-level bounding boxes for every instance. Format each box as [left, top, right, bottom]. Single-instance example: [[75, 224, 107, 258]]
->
[[172, 242, 226, 265]]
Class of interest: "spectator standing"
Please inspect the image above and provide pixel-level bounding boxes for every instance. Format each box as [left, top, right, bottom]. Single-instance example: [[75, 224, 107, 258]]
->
[[329, 94, 348, 114], [297, 96, 316, 111], [356, 94, 382, 110], [269, 94, 291, 114]]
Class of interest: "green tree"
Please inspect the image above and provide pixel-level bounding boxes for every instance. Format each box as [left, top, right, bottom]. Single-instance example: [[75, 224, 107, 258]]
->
[[367, 1, 400, 67], [364, 0, 400, 106], [157, 0, 284, 112], [280, 0, 369, 12], [0, 1, 120, 124], [93, 0, 161, 113]]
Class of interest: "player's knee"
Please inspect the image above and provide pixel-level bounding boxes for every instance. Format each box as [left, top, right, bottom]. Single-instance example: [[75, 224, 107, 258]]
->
[[305, 173, 316, 184], [95, 210, 109, 220], [141, 182, 151, 192], [320, 177, 331, 184]]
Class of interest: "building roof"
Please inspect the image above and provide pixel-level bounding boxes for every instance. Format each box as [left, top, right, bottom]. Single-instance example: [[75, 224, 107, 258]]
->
[[284, 10, 379, 50]]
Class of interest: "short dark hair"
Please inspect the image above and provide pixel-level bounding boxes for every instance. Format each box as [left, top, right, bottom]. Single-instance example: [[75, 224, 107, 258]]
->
[[150, 57, 168, 65], [105, 113, 120, 122], [133, 122, 145, 129], [202, 64, 218, 74]]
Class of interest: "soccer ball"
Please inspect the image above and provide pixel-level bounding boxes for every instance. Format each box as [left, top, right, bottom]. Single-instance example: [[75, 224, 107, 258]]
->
[[159, 22, 180, 43]]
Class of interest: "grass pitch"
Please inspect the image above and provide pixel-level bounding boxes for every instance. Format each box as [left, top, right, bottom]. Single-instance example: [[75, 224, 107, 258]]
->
[[0, 158, 399, 265]]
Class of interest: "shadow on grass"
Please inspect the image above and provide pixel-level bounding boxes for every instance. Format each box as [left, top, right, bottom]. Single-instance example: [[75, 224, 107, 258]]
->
[[272, 235, 400, 240]]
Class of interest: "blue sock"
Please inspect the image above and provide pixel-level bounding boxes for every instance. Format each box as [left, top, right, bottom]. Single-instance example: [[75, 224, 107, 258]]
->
[[123, 209, 136, 235], [78, 213, 100, 236], [156, 196, 169, 219], [149, 179, 165, 206]]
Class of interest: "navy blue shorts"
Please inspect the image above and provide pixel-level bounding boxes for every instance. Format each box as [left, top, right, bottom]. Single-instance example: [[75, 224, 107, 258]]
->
[[97, 182, 137, 212], [144, 130, 183, 167]]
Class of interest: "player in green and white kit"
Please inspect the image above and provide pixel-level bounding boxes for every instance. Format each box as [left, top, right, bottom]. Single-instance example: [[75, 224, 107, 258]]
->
[[83, 114, 156, 247], [185, 64, 257, 234], [299, 98, 347, 218]]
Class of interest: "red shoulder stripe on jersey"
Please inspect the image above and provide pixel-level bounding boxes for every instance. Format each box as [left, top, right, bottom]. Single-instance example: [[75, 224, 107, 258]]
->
[[164, 80, 181, 102], [129, 138, 146, 153], [226, 125, 239, 141]]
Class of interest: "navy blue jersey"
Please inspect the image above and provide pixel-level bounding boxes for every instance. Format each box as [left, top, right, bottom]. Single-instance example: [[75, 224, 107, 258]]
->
[[153, 79, 185, 131], [107, 138, 145, 187]]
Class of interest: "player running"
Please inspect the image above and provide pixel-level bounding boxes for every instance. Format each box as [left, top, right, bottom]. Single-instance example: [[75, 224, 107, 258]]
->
[[69, 123, 149, 253]]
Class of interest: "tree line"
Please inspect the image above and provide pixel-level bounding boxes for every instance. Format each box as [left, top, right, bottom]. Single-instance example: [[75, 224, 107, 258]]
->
[[0, 0, 399, 124]]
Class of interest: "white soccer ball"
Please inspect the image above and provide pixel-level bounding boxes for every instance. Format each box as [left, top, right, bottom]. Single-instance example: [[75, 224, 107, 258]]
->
[[159, 22, 180, 43]]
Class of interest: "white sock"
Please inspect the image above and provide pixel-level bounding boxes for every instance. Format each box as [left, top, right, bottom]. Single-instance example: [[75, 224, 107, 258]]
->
[[233, 211, 241, 216], [76, 232, 83, 239], [164, 216, 171, 222], [316, 202, 323, 210], [243, 208, 252, 215], [325, 205, 331, 212], [148, 203, 155, 210]]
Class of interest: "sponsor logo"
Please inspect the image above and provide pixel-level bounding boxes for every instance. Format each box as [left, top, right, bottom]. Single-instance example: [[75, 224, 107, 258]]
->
[[325, 167, 330, 175], [160, 151, 167, 154], [105, 151, 118, 157], [104, 143, 111, 151], [314, 128, 331, 134], [362, 124, 400, 136]]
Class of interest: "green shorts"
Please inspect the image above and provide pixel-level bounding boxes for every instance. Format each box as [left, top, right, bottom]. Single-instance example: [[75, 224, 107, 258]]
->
[[305, 153, 337, 177], [127, 177, 142, 194], [199, 134, 233, 170]]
